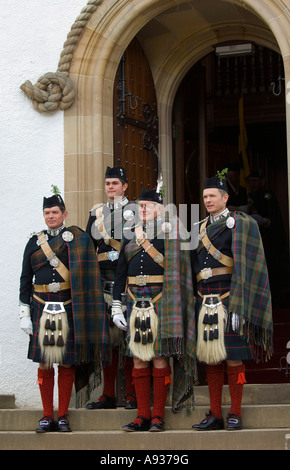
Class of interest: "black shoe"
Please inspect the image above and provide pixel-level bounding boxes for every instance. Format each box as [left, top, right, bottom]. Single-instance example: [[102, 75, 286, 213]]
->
[[124, 394, 137, 409], [192, 411, 224, 431], [226, 413, 242, 430], [122, 416, 151, 432], [56, 415, 72, 432], [149, 416, 165, 432], [85, 394, 116, 409], [35, 416, 55, 433]]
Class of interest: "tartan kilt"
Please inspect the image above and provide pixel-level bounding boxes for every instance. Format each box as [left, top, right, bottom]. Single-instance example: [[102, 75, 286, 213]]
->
[[28, 289, 76, 365], [125, 284, 164, 358], [197, 281, 253, 361]]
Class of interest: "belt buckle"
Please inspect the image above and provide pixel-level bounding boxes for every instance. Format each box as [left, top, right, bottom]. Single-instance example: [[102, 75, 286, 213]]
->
[[48, 282, 61, 293], [135, 275, 147, 286], [107, 250, 119, 262], [200, 268, 213, 280]]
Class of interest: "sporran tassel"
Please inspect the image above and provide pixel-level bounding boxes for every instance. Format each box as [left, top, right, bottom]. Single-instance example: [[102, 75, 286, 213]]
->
[[45, 315, 51, 330], [134, 329, 141, 343], [57, 332, 65, 347]]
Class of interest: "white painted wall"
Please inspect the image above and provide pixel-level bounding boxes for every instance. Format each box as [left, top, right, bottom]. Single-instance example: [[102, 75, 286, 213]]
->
[[0, 0, 85, 408]]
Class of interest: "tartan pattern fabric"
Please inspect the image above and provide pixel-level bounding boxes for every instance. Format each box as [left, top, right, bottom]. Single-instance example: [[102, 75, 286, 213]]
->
[[125, 216, 196, 411], [228, 212, 273, 359], [67, 227, 110, 364], [161, 217, 196, 411]]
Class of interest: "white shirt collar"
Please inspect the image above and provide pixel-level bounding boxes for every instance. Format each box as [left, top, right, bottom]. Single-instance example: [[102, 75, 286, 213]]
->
[[210, 208, 229, 223]]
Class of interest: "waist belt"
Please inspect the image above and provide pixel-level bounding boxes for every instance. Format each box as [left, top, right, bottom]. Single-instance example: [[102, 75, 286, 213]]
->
[[34, 281, 71, 293], [33, 293, 72, 305], [128, 275, 164, 286], [196, 267, 233, 281]]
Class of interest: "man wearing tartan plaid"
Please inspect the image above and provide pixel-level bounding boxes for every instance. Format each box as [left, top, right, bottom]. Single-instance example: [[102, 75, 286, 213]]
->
[[112, 189, 196, 432], [19, 192, 109, 432], [191, 172, 273, 431], [85, 166, 137, 410]]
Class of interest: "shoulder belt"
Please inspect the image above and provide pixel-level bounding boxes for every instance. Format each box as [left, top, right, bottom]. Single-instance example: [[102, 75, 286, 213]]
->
[[95, 205, 121, 252], [37, 232, 70, 281], [134, 225, 164, 268], [199, 220, 233, 268]]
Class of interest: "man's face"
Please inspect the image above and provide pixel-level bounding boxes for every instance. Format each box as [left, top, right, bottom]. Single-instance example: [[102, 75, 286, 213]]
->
[[43, 206, 67, 230], [105, 178, 128, 202], [203, 188, 228, 216], [138, 201, 162, 222]]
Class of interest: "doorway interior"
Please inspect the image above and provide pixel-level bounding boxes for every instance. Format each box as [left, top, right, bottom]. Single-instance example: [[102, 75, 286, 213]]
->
[[172, 43, 290, 383]]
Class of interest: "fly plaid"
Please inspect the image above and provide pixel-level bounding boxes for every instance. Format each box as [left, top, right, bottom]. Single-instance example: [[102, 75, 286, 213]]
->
[[125, 215, 196, 411], [228, 212, 273, 359]]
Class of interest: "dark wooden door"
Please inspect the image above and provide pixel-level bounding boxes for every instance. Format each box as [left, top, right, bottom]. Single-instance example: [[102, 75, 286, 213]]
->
[[113, 37, 159, 201]]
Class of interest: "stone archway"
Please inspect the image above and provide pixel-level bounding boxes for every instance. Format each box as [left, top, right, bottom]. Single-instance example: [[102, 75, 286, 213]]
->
[[62, 0, 290, 232]]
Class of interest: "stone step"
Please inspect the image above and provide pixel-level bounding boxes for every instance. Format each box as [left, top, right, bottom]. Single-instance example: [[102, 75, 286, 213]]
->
[[1, 428, 290, 450], [1, 403, 290, 431], [194, 383, 290, 405], [1, 384, 290, 450]]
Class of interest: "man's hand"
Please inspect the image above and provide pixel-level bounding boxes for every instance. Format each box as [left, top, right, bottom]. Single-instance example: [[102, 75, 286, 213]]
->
[[111, 300, 127, 331], [19, 305, 33, 335]]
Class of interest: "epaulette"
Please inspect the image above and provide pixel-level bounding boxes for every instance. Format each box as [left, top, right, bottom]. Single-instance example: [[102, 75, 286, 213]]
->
[[90, 202, 104, 212], [28, 230, 43, 239]]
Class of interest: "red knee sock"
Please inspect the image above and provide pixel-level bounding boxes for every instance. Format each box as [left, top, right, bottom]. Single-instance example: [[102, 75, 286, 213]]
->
[[132, 367, 151, 421], [37, 367, 54, 419], [101, 348, 119, 399], [227, 363, 246, 417], [206, 364, 224, 419], [151, 366, 171, 421], [58, 366, 75, 418], [123, 357, 135, 397]]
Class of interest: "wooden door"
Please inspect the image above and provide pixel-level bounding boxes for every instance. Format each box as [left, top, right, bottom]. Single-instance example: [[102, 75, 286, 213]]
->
[[113, 38, 159, 201]]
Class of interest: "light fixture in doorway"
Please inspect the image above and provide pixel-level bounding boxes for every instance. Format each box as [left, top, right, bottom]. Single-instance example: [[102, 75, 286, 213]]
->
[[215, 43, 253, 58], [271, 76, 285, 96]]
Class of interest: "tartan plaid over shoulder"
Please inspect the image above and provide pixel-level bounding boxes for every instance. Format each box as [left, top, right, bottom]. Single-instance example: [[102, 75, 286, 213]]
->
[[67, 226, 110, 365], [161, 216, 196, 411], [228, 212, 273, 359]]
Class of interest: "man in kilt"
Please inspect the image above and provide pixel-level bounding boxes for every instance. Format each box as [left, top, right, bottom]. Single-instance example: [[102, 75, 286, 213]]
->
[[85, 166, 136, 410], [191, 172, 273, 431], [112, 189, 196, 432], [19, 192, 109, 432]]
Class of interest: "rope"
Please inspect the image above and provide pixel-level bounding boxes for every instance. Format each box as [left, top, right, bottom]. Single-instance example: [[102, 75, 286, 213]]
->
[[20, 0, 103, 113]]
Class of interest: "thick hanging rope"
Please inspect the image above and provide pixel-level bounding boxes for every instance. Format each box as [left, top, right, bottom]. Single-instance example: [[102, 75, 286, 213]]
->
[[20, 0, 103, 112]]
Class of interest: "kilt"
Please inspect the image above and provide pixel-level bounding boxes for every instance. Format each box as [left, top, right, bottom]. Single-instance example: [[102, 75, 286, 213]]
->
[[125, 284, 164, 358], [197, 281, 253, 361], [28, 289, 76, 365]]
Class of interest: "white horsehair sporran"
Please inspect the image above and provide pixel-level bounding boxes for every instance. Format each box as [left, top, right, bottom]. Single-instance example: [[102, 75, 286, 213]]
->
[[197, 294, 227, 364], [38, 302, 69, 368], [129, 298, 158, 361]]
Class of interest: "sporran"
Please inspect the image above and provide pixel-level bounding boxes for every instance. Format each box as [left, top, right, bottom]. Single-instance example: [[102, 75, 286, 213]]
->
[[129, 298, 158, 361], [38, 302, 69, 368], [197, 294, 227, 364]]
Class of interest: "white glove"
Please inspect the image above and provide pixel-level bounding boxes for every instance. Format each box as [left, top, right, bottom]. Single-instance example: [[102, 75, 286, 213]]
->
[[111, 300, 127, 331], [19, 305, 33, 335]]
